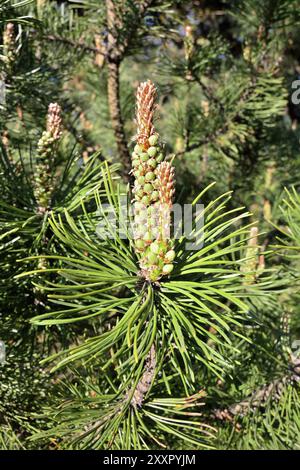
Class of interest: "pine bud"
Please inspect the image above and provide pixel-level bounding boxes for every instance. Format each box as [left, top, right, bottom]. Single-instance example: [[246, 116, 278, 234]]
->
[[148, 158, 157, 169], [156, 153, 164, 163], [3, 23, 16, 72], [47, 103, 63, 141], [141, 195, 150, 206], [141, 152, 149, 162], [145, 171, 155, 182], [162, 264, 174, 275], [148, 134, 159, 146], [134, 144, 143, 154], [137, 176, 145, 185], [151, 191, 159, 202], [150, 241, 160, 254], [147, 252, 158, 264], [241, 227, 263, 285], [34, 103, 63, 213], [144, 183, 153, 193], [165, 250, 176, 262], [147, 146, 157, 157], [3, 23, 15, 55]]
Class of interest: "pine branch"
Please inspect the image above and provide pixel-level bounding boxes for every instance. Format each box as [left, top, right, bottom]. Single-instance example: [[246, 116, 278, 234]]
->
[[106, 0, 130, 180], [130, 344, 156, 408], [213, 356, 300, 423], [105, 0, 157, 180], [41, 34, 105, 57], [175, 73, 259, 158], [115, 0, 157, 59], [107, 59, 131, 179]]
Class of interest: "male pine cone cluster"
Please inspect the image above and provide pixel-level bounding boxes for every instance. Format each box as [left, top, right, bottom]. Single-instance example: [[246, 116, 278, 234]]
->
[[34, 103, 63, 213], [132, 80, 175, 282], [241, 227, 265, 285], [3, 23, 16, 68]]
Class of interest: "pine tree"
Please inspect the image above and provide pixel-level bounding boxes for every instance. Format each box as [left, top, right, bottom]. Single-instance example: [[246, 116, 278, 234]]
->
[[0, 0, 300, 450]]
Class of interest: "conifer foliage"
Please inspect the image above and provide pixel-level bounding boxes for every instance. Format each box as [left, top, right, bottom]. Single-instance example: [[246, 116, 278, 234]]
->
[[0, 0, 300, 451]]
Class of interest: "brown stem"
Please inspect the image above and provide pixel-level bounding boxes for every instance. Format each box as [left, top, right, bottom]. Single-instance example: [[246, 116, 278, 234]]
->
[[213, 359, 300, 423], [105, 0, 157, 181], [107, 58, 131, 180], [130, 344, 156, 408], [106, 0, 130, 180]]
